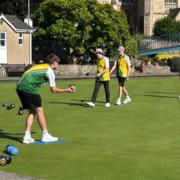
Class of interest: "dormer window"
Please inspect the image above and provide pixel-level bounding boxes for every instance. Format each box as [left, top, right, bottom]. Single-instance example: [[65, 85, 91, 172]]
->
[[18, 33, 23, 45]]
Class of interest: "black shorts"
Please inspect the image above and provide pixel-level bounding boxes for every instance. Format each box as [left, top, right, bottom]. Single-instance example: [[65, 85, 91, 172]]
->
[[16, 89, 42, 110], [118, 77, 126, 87]]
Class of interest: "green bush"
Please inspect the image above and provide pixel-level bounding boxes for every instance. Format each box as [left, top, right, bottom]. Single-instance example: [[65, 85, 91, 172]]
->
[[154, 53, 180, 63], [153, 17, 180, 36]]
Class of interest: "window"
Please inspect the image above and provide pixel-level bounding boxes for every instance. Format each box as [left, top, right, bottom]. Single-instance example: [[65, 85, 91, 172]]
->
[[0, 32, 6, 47], [165, 0, 177, 13], [18, 33, 23, 45], [165, 0, 176, 2]]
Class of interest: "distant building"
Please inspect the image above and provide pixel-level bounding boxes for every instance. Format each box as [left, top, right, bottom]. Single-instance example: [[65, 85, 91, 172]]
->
[[0, 14, 35, 64], [97, 0, 180, 36]]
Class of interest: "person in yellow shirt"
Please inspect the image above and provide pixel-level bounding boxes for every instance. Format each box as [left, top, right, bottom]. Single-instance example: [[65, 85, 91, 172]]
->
[[86, 48, 110, 107], [110, 46, 131, 105]]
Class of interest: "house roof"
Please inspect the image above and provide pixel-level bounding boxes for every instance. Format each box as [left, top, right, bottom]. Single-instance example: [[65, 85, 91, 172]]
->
[[0, 14, 36, 33]]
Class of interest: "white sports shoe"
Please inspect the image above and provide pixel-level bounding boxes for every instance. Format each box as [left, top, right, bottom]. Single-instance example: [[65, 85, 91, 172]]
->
[[105, 103, 110, 107], [41, 133, 58, 142], [116, 98, 121, 105], [23, 136, 35, 144], [86, 102, 95, 107], [123, 97, 132, 104]]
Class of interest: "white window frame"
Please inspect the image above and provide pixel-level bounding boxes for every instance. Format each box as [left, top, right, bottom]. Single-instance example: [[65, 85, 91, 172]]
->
[[165, 0, 176, 3], [18, 33, 24, 45], [165, 0, 177, 13], [0, 32, 6, 48]]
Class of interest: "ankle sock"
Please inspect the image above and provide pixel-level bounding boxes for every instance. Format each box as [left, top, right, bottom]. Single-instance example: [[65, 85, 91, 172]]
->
[[42, 129, 48, 135], [25, 130, 30, 136]]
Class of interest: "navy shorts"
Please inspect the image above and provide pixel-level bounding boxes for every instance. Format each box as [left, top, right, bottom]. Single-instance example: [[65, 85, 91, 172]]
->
[[16, 89, 42, 110], [118, 77, 126, 87]]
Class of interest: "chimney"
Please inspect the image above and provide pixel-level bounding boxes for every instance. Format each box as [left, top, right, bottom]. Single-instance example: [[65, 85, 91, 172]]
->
[[24, 18, 33, 27]]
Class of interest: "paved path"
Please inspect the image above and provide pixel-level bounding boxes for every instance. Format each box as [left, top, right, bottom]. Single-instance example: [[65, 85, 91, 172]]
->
[[0, 171, 42, 180]]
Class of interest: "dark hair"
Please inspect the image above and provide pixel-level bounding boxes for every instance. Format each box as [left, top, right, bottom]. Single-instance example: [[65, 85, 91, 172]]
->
[[46, 54, 60, 64]]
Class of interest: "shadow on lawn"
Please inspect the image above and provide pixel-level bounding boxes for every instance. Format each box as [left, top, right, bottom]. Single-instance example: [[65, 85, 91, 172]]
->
[[144, 94, 178, 99], [71, 99, 105, 104], [133, 93, 178, 99], [144, 91, 179, 95], [49, 101, 85, 107], [0, 129, 36, 143], [49, 99, 106, 107]]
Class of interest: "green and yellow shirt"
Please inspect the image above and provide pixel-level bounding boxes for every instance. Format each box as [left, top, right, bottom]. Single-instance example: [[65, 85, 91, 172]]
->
[[116, 54, 131, 78], [16, 64, 55, 94], [97, 57, 110, 81]]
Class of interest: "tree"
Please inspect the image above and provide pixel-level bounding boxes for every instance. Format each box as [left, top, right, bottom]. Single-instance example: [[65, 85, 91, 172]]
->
[[0, 0, 43, 20], [111, 0, 117, 5], [33, 0, 137, 63], [153, 16, 180, 36]]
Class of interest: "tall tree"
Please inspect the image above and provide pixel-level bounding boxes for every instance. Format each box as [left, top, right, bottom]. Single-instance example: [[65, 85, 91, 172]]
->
[[33, 0, 137, 62], [0, 0, 44, 20]]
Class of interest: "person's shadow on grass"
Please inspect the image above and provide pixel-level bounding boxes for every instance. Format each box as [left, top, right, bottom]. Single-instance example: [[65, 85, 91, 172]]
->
[[144, 91, 179, 95], [49, 101, 85, 107], [49, 99, 106, 107], [132, 93, 178, 99], [0, 129, 36, 143]]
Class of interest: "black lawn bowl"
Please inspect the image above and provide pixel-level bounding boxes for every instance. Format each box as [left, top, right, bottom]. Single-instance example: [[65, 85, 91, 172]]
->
[[0, 156, 12, 166]]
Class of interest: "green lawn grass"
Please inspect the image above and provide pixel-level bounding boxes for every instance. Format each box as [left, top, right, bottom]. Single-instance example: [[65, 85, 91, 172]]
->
[[0, 77, 180, 180]]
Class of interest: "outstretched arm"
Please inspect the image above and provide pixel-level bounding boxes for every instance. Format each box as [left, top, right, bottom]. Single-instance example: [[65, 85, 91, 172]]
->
[[47, 68, 73, 93], [110, 61, 117, 74], [50, 86, 72, 93]]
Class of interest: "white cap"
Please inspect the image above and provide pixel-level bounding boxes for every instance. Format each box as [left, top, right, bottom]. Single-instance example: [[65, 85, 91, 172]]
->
[[117, 46, 125, 51], [95, 48, 105, 55]]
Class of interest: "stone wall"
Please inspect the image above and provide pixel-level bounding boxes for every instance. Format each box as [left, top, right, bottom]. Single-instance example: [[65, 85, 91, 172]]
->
[[55, 64, 172, 77], [56, 65, 97, 77], [0, 64, 174, 78], [142, 64, 171, 74]]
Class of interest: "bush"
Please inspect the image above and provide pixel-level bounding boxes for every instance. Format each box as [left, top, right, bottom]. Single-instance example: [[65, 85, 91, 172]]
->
[[153, 17, 180, 36], [154, 54, 180, 63], [169, 57, 180, 72]]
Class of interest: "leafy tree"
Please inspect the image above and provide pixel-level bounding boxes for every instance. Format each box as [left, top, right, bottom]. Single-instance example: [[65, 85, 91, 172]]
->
[[111, 0, 117, 5], [33, 0, 137, 63], [153, 17, 180, 36], [0, 0, 43, 20]]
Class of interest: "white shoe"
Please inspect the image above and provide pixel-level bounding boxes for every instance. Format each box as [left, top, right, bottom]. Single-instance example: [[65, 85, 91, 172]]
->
[[123, 97, 131, 104], [41, 133, 58, 142], [86, 102, 95, 107], [178, 96, 180, 99], [23, 136, 35, 144], [105, 103, 110, 107], [116, 98, 121, 105]]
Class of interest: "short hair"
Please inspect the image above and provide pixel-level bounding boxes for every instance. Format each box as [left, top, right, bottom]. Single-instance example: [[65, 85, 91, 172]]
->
[[46, 54, 60, 64]]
